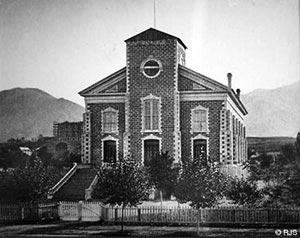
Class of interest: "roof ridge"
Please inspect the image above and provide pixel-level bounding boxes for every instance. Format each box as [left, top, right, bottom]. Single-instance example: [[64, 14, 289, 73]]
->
[[125, 28, 187, 49]]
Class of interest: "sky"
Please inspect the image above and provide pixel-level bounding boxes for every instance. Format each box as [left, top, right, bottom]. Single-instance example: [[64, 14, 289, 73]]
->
[[0, 0, 299, 106]]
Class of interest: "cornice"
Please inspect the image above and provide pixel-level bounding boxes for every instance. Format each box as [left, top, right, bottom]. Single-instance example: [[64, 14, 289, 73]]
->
[[85, 95, 126, 104], [180, 91, 228, 101]]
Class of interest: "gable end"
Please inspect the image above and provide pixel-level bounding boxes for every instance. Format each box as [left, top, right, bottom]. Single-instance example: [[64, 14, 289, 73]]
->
[[79, 67, 126, 96]]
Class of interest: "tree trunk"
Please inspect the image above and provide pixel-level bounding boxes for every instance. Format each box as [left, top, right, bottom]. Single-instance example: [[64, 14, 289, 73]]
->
[[160, 190, 163, 221], [197, 210, 200, 236]]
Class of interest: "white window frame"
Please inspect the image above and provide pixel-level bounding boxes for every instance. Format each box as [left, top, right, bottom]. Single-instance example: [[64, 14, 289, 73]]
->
[[140, 56, 163, 79], [101, 135, 118, 163], [141, 134, 162, 166], [141, 94, 161, 133], [190, 105, 209, 133], [101, 107, 119, 134], [191, 134, 209, 159]]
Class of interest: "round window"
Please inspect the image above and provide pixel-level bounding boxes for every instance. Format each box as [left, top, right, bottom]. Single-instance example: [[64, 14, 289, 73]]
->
[[142, 59, 162, 78]]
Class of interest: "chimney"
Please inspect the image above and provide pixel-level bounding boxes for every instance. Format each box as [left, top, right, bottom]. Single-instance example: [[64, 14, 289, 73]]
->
[[236, 88, 241, 99], [227, 73, 232, 92]]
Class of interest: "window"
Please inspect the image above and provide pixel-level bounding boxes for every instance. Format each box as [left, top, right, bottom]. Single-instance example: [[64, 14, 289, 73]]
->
[[142, 95, 161, 132], [141, 58, 162, 78], [103, 140, 116, 163], [191, 106, 208, 133], [102, 107, 118, 133]]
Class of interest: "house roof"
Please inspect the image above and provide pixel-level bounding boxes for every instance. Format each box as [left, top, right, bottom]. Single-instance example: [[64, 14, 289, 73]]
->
[[125, 28, 187, 49], [179, 65, 228, 91], [179, 65, 248, 115], [78, 67, 126, 96], [79, 64, 247, 115]]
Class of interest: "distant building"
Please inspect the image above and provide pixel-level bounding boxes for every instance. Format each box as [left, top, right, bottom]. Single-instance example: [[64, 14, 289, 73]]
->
[[19, 147, 32, 156], [42, 121, 83, 157], [53, 121, 83, 141]]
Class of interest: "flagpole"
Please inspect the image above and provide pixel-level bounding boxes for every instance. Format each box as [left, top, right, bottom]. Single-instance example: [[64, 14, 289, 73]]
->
[[153, 0, 156, 28]]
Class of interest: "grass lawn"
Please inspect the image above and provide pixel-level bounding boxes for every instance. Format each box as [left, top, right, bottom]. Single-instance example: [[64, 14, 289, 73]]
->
[[0, 221, 285, 238]]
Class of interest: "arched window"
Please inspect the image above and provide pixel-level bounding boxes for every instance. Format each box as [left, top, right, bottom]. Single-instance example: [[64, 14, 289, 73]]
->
[[191, 134, 209, 160], [102, 107, 118, 133], [193, 139, 207, 159], [102, 135, 118, 163], [144, 139, 159, 166], [191, 106, 208, 133], [142, 94, 161, 132], [103, 140, 117, 163]]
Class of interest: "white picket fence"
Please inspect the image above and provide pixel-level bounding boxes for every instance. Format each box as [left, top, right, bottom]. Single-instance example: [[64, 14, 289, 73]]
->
[[58, 201, 300, 225]]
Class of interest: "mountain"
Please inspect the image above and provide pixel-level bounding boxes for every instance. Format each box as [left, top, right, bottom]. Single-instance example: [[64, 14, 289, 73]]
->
[[247, 137, 296, 154], [0, 88, 84, 142], [1, 82, 299, 142], [241, 81, 300, 137]]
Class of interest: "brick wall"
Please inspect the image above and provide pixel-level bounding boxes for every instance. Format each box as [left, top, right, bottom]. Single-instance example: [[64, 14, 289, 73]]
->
[[89, 103, 125, 163], [180, 100, 224, 163]]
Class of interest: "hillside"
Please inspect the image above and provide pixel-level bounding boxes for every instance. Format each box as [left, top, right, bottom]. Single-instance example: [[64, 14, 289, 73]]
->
[[247, 137, 296, 154], [241, 81, 300, 137], [0, 88, 84, 142]]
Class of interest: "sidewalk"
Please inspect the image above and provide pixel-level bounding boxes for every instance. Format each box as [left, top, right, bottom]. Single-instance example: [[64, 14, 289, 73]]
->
[[0, 222, 294, 237]]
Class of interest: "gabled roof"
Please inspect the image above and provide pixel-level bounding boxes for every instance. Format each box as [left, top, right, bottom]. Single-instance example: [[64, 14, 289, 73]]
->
[[179, 65, 247, 115], [125, 28, 187, 49], [179, 65, 228, 91], [79, 67, 126, 96]]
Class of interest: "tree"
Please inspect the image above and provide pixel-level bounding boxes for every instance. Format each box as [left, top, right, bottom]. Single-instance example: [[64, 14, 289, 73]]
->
[[148, 151, 180, 202], [226, 176, 262, 206], [244, 152, 289, 207], [174, 155, 227, 235], [296, 132, 300, 161], [92, 158, 151, 233], [0, 158, 61, 202], [175, 155, 227, 209], [0, 147, 29, 170], [283, 132, 300, 206]]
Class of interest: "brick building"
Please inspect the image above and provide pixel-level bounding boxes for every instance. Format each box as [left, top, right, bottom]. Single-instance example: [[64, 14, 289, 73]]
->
[[48, 28, 247, 201], [48, 121, 83, 156], [53, 121, 83, 142], [79, 28, 247, 175]]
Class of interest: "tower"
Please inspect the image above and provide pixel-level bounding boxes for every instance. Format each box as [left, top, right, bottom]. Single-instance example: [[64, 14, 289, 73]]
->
[[124, 28, 187, 163]]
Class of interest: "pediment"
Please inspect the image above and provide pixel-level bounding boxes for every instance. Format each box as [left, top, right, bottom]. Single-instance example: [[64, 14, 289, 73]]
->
[[79, 67, 126, 96], [178, 65, 228, 92]]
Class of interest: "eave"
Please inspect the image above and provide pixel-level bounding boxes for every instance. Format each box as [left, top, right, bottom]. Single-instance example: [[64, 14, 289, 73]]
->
[[79, 67, 126, 97]]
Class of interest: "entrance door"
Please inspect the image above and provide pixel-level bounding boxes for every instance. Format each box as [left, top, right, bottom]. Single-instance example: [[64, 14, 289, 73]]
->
[[103, 140, 116, 163], [144, 139, 159, 166], [193, 139, 207, 159]]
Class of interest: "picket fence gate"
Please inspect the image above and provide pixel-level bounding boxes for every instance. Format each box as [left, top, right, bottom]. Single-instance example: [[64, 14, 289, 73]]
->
[[59, 201, 105, 221]]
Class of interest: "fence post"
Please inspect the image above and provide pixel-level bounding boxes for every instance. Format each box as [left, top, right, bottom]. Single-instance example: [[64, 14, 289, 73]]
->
[[115, 208, 118, 221], [138, 208, 141, 222], [232, 209, 235, 223], [21, 207, 25, 220], [197, 209, 200, 236], [78, 201, 83, 221]]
